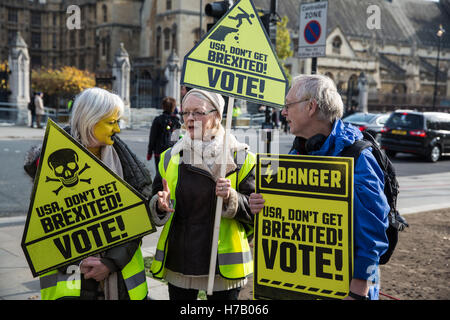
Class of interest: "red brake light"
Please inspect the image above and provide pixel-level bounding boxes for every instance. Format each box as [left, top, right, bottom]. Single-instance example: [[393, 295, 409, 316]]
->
[[358, 125, 367, 132], [381, 127, 390, 133], [402, 112, 409, 115], [409, 130, 426, 137]]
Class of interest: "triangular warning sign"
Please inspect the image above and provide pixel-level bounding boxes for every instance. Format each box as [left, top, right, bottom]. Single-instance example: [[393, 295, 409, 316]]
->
[[181, 0, 288, 108], [21, 119, 156, 277]]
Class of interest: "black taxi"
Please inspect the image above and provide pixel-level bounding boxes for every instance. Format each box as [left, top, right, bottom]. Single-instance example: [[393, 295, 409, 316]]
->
[[380, 110, 450, 162]]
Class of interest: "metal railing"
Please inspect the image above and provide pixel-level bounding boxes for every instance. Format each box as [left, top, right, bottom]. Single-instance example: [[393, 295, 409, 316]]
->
[[0, 102, 70, 125]]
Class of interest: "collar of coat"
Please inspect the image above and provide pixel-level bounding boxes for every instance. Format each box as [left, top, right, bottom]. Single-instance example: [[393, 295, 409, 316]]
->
[[170, 126, 248, 180]]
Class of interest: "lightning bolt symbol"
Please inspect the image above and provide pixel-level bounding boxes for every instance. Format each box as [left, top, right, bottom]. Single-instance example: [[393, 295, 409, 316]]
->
[[264, 164, 274, 184]]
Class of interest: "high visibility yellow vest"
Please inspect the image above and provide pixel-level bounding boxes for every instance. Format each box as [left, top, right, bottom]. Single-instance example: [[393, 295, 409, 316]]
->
[[40, 247, 147, 300], [150, 148, 255, 280], [233, 107, 242, 118]]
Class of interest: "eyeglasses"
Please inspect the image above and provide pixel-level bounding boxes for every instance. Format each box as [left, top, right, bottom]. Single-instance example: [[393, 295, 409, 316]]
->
[[283, 97, 311, 111], [180, 109, 217, 118]]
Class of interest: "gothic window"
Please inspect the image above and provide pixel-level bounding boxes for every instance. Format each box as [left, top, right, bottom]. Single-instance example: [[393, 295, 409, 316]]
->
[[79, 29, 85, 46], [7, 30, 17, 45], [52, 33, 57, 49], [8, 8, 18, 23], [164, 28, 171, 51], [69, 31, 76, 48], [332, 36, 342, 54], [171, 24, 177, 52], [31, 32, 41, 49], [156, 27, 162, 58], [79, 55, 85, 70], [166, 0, 172, 10], [102, 4, 108, 23], [31, 11, 41, 26], [31, 55, 41, 68], [102, 37, 108, 57]]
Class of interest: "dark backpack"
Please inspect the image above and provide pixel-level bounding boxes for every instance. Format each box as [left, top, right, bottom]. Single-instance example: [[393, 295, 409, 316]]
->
[[341, 131, 409, 264], [158, 113, 181, 153], [28, 98, 35, 112]]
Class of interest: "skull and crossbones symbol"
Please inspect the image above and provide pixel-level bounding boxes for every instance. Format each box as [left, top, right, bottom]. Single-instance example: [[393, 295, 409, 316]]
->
[[46, 149, 91, 195]]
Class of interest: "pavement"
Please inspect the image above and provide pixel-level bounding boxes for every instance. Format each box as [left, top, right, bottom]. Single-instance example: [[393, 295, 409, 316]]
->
[[2, 124, 450, 300]]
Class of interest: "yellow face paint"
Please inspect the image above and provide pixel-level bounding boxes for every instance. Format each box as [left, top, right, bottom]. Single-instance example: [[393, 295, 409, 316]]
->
[[93, 108, 121, 146]]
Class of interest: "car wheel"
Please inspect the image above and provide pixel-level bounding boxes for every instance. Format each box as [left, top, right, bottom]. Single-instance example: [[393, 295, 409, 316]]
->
[[427, 145, 440, 163]]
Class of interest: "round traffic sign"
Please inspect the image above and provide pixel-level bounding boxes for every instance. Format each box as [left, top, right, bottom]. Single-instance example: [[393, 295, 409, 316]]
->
[[304, 20, 321, 45]]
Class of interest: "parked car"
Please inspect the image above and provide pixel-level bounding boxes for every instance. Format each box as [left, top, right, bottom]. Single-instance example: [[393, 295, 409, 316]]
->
[[380, 110, 450, 162], [342, 112, 390, 144]]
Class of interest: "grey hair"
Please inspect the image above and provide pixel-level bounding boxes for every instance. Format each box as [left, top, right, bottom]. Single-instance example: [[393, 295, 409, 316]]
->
[[292, 74, 343, 123], [70, 87, 124, 147]]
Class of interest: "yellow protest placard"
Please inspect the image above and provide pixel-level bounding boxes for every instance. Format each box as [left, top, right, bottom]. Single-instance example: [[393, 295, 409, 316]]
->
[[181, 0, 288, 108], [21, 119, 156, 277], [254, 154, 353, 300]]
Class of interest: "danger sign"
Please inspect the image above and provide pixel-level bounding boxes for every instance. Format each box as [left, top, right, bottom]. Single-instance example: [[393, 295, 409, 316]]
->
[[254, 154, 353, 300], [181, 0, 288, 108], [298, 1, 328, 58], [21, 119, 156, 277]]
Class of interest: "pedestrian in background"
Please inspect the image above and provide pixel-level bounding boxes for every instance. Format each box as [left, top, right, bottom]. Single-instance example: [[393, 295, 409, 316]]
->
[[249, 74, 389, 300], [271, 108, 279, 129], [28, 92, 36, 128], [34, 92, 45, 128], [147, 96, 181, 168], [149, 88, 255, 300]]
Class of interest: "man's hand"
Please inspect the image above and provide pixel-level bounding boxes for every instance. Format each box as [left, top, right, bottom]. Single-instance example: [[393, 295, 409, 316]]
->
[[80, 257, 110, 282], [344, 278, 370, 300], [249, 193, 265, 215], [157, 178, 175, 213]]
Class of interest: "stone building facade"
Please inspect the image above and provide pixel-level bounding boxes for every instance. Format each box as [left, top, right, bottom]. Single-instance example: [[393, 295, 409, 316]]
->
[[1, 0, 449, 111], [271, 0, 450, 111]]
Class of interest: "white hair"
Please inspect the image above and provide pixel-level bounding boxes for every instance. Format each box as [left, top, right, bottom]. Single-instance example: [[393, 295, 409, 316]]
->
[[292, 74, 344, 123], [70, 87, 124, 147], [183, 91, 222, 130]]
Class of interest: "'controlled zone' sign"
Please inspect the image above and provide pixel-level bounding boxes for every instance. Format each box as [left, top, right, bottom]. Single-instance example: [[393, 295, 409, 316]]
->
[[21, 120, 156, 277], [254, 154, 353, 300], [298, 1, 328, 58]]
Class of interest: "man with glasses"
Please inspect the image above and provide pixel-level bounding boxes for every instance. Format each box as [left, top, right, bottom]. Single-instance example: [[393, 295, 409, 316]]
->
[[249, 74, 390, 300]]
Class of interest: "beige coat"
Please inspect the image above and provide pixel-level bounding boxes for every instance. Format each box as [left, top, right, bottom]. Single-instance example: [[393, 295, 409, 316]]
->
[[34, 95, 45, 115]]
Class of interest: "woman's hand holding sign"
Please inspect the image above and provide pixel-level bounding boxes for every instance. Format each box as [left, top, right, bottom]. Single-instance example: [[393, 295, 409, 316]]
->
[[216, 178, 231, 203], [249, 193, 265, 215], [157, 178, 175, 213]]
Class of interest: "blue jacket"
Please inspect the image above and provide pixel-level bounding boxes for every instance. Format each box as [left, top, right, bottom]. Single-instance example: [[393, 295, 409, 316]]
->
[[289, 119, 389, 299]]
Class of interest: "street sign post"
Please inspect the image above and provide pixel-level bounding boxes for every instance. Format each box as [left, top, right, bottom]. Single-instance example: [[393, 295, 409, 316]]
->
[[298, 1, 328, 59]]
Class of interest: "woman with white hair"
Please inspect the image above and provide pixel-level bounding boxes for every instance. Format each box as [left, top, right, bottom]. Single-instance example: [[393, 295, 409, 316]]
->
[[24, 87, 152, 300], [149, 89, 256, 300]]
